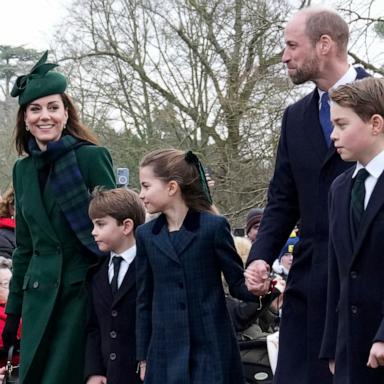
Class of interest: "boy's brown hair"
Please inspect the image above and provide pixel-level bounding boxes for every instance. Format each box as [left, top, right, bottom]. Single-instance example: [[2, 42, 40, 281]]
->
[[330, 77, 384, 122], [89, 187, 145, 230]]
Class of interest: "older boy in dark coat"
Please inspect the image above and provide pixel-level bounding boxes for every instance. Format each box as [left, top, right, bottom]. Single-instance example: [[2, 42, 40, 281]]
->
[[320, 78, 384, 383], [85, 188, 145, 384]]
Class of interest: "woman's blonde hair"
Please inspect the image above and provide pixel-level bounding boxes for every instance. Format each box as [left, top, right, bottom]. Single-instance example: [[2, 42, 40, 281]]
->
[[233, 236, 252, 265]]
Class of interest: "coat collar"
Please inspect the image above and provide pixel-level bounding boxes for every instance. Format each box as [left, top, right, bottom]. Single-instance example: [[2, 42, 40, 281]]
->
[[93, 257, 136, 306], [21, 158, 59, 243], [150, 209, 200, 264], [151, 209, 201, 235]]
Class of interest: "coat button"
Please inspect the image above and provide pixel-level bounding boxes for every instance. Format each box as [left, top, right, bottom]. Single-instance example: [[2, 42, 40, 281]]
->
[[111, 310, 118, 317], [110, 353, 117, 360], [180, 303, 186, 310], [351, 305, 358, 314], [32, 281, 39, 288], [110, 331, 117, 339], [350, 271, 357, 279], [178, 282, 184, 289]]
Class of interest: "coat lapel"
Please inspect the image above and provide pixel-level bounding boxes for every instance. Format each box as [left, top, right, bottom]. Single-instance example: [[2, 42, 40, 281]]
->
[[94, 259, 113, 306], [152, 223, 181, 264], [151, 210, 200, 263], [351, 171, 384, 263], [113, 261, 136, 305], [22, 160, 59, 243], [303, 91, 328, 161], [336, 170, 354, 257]]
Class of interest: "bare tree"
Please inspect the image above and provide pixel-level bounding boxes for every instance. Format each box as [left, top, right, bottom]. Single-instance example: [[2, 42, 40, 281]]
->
[[54, 0, 294, 221], [52, 0, 382, 225]]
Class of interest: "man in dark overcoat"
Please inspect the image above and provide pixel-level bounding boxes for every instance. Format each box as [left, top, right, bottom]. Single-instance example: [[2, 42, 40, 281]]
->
[[245, 6, 370, 384]]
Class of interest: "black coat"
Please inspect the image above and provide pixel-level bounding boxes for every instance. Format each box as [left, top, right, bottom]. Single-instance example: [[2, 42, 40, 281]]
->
[[85, 258, 140, 384], [247, 68, 370, 384], [321, 166, 384, 383]]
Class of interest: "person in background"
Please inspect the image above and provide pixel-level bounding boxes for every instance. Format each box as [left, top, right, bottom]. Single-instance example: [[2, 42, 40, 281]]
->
[[320, 78, 384, 383], [0, 188, 15, 259], [272, 233, 299, 280], [244, 6, 370, 384], [0, 257, 21, 367], [245, 208, 264, 243], [2, 51, 116, 384], [85, 188, 145, 384]]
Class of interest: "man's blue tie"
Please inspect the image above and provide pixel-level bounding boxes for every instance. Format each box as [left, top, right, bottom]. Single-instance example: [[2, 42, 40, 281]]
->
[[319, 92, 333, 147]]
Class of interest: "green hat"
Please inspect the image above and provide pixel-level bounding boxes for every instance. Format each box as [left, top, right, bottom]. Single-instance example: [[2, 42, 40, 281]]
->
[[11, 51, 67, 107]]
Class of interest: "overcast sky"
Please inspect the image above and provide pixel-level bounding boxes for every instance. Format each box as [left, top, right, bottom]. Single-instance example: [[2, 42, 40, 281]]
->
[[0, 0, 68, 50]]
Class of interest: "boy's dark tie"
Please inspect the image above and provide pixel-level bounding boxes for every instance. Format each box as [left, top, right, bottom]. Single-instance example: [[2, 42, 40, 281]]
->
[[350, 168, 370, 236], [111, 256, 123, 296], [319, 92, 333, 147]]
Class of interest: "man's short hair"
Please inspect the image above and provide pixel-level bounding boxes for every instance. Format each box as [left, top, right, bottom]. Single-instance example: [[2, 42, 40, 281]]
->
[[304, 8, 349, 52]]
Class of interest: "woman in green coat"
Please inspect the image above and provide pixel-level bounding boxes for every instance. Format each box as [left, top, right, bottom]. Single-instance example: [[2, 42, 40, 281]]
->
[[2, 51, 116, 383]]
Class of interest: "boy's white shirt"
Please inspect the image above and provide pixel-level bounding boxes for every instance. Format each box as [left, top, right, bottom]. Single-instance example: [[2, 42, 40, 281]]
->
[[109, 245, 136, 288], [353, 150, 384, 209]]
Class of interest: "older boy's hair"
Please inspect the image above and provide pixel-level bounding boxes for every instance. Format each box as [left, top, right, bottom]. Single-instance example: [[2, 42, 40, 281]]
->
[[330, 77, 384, 122], [89, 187, 145, 230]]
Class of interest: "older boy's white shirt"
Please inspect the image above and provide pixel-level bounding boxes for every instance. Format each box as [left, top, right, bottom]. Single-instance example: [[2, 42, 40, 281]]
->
[[353, 150, 384, 209], [109, 245, 136, 288]]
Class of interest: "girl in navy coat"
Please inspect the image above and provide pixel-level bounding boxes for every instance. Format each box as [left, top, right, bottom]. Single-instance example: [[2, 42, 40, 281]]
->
[[320, 77, 384, 383], [136, 149, 260, 384]]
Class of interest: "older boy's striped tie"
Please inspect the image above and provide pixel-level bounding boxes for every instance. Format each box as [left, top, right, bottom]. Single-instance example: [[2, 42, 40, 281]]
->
[[111, 256, 123, 296], [319, 92, 333, 147], [350, 168, 370, 236]]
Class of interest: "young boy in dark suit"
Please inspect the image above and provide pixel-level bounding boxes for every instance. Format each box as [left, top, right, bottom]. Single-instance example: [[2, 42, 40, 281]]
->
[[85, 188, 145, 384], [320, 77, 384, 383]]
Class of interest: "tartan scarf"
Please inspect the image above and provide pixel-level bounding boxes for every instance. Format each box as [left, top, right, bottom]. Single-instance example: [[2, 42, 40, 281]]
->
[[29, 135, 104, 257]]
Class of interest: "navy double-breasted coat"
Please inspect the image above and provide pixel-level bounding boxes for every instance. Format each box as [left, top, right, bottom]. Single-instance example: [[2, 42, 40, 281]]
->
[[321, 166, 384, 383], [85, 257, 140, 384], [247, 68, 369, 383], [136, 210, 257, 384], [6, 145, 115, 384]]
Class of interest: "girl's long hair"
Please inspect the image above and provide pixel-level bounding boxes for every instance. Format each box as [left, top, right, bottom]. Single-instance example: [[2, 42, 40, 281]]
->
[[140, 148, 214, 213]]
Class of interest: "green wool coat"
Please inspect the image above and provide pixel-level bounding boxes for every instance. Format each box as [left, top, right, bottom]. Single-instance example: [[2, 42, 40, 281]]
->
[[6, 145, 116, 384]]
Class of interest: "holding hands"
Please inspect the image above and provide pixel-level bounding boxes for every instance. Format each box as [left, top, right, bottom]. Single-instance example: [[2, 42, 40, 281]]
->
[[367, 341, 384, 368], [86, 375, 107, 384], [244, 260, 271, 296]]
